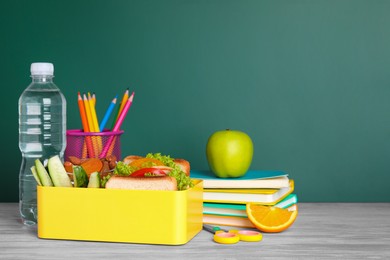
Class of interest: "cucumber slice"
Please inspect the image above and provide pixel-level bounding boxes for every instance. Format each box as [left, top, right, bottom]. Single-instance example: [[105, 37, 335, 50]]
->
[[30, 166, 42, 186], [73, 166, 89, 188], [47, 155, 72, 187], [87, 172, 100, 188], [34, 159, 53, 187]]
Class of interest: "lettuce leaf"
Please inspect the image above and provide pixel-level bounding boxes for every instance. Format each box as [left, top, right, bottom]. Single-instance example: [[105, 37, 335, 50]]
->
[[113, 161, 137, 176]]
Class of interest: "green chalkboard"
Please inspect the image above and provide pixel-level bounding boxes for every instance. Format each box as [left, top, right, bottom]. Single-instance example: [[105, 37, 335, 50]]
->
[[1, 0, 390, 202]]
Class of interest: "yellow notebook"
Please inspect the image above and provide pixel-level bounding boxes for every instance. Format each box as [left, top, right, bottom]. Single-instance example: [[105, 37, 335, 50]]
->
[[203, 180, 294, 205]]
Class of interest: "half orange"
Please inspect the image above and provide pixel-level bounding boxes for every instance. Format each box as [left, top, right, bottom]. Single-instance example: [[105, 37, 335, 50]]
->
[[246, 204, 298, 233]]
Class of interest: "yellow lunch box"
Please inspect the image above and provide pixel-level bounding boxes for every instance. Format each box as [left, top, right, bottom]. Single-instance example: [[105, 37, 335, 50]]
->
[[37, 180, 203, 245]]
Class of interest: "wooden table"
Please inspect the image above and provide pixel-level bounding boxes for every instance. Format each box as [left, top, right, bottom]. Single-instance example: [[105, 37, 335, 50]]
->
[[1, 203, 389, 259]]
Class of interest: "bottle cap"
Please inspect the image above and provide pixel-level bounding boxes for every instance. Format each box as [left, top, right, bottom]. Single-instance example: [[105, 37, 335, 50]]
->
[[30, 62, 54, 76]]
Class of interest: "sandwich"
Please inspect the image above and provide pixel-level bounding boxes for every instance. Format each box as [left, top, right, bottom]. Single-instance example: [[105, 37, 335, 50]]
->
[[105, 153, 192, 191]]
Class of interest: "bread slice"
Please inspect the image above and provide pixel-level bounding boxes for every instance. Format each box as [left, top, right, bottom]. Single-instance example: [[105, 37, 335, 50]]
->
[[105, 176, 177, 191], [173, 159, 190, 176]]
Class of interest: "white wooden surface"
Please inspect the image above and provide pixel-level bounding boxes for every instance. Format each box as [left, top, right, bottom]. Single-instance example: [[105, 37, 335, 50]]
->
[[1, 203, 390, 259]]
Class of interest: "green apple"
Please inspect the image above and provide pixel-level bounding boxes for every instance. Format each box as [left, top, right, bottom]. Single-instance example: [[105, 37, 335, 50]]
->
[[206, 129, 253, 178]]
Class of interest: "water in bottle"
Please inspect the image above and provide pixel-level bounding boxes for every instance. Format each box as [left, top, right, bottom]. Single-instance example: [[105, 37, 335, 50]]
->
[[18, 63, 66, 226]]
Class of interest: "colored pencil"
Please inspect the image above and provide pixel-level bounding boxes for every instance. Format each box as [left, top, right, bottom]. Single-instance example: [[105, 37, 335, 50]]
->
[[99, 95, 117, 131], [111, 88, 129, 129], [77, 92, 95, 158], [81, 141, 87, 158], [106, 92, 134, 156], [78, 92, 90, 132], [88, 92, 100, 132], [77, 92, 89, 158], [83, 93, 95, 132], [100, 92, 134, 158], [116, 88, 129, 121], [92, 92, 96, 107], [83, 93, 99, 156], [113, 92, 134, 131], [88, 92, 103, 153]]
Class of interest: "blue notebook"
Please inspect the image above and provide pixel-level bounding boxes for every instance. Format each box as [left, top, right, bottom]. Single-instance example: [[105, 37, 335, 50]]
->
[[191, 170, 289, 188]]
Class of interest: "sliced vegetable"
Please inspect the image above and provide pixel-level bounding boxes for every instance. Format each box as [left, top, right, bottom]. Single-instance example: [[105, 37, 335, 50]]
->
[[47, 155, 72, 187], [30, 166, 42, 186], [73, 166, 89, 187], [130, 167, 170, 177], [88, 172, 100, 188], [34, 159, 54, 187]]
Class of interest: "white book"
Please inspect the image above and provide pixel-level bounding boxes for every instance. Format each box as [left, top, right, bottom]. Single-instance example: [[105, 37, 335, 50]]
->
[[191, 170, 289, 189]]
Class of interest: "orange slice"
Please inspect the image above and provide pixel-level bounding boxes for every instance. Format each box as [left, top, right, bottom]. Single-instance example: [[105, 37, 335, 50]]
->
[[246, 204, 298, 233], [129, 158, 165, 168]]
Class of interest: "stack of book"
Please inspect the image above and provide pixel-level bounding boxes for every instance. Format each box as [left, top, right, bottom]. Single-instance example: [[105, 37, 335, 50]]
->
[[191, 170, 297, 228]]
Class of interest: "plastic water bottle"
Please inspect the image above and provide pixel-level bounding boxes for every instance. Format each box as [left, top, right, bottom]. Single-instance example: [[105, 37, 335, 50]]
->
[[18, 63, 66, 226]]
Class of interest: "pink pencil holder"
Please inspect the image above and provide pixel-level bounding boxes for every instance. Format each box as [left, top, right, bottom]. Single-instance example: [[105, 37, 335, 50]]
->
[[65, 129, 124, 161]]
